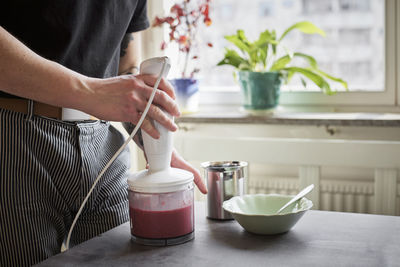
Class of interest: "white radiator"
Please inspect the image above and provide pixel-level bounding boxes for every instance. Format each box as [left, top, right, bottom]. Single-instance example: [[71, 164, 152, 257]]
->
[[248, 177, 378, 214], [179, 136, 400, 216]]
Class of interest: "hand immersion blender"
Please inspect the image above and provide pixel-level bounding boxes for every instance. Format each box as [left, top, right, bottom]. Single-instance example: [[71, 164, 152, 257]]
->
[[64, 57, 194, 251], [127, 57, 195, 246]]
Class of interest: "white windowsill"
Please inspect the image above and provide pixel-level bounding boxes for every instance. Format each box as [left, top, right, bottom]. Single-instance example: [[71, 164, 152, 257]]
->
[[176, 104, 400, 127]]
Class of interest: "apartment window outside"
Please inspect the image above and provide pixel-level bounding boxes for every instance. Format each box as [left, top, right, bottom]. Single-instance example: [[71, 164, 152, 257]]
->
[[148, 0, 396, 107], [195, 0, 385, 94]]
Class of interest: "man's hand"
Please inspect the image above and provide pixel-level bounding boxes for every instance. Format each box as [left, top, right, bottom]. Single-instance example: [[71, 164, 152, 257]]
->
[[170, 149, 207, 194], [83, 75, 180, 139]]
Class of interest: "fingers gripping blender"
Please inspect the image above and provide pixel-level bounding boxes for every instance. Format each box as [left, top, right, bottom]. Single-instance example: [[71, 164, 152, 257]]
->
[[127, 57, 195, 246]]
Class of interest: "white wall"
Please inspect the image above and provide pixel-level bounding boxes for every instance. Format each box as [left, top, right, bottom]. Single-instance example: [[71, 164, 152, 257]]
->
[[173, 123, 400, 215]]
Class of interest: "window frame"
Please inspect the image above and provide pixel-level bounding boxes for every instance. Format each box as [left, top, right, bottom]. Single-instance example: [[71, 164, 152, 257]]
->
[[145, 0, 399, 109]]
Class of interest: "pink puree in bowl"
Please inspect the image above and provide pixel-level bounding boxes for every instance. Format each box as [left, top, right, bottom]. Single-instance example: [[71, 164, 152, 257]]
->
[[130, 205, 194, 239]]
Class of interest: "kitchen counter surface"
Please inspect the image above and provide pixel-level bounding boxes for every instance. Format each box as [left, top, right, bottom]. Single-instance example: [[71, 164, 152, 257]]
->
[[35, 202, 400, 267]]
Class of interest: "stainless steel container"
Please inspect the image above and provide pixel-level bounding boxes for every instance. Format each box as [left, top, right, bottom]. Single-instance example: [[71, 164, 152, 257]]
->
[[201, 161, 248, 220]]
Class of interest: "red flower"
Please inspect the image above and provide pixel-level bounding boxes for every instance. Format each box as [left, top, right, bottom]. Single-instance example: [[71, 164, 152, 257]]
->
[[178, 35, 188, 45], [161, 41, 167, 50], [181, 45, 190, 53], [171, 4, 184, 16], [204, 17, 212, 26], [200, 4, 209, 16], [152, 0, 213, 78], [165, 16, 175, 24], [153, 16, 175, 27], [152, 16, 163, 27]]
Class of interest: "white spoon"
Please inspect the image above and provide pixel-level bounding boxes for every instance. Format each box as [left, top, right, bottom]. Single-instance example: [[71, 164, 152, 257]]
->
[[276, 184, 315, 214]]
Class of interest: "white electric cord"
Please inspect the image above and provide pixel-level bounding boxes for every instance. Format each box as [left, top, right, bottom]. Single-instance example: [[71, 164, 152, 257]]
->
[[63, 61, 167, 252]]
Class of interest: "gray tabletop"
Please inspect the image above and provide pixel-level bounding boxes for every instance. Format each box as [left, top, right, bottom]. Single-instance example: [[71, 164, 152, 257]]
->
[[36, 202, 400, 267]]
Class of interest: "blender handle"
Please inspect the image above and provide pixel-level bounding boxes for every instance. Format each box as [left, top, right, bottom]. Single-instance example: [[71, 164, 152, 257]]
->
[[140, 57, 173, 172], [140, 56, 171, 77]]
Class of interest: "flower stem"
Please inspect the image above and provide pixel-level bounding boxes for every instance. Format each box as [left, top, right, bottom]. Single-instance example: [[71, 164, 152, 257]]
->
[[182, 1, 191, 78]]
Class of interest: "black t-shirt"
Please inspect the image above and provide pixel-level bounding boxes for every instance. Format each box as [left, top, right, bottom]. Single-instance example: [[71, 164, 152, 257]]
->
[[0, 0, 149, 98]]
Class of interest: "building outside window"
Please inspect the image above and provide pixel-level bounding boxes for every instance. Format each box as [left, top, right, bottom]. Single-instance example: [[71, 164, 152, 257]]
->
[[148, 0, 398, 108]]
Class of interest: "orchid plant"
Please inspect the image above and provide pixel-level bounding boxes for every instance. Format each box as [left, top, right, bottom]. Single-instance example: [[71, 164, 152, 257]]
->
[[152, 0, 213, 78]]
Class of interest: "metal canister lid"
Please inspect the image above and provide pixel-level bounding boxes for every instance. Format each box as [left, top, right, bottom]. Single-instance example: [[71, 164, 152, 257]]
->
[[201, 161, 248, 172]]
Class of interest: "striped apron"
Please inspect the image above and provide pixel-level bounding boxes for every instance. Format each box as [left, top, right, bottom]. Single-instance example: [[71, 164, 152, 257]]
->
[[0, 101, 130, 266]]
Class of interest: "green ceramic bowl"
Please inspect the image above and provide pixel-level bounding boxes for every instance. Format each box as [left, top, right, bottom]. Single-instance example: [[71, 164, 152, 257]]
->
[[222, 194, 313, 235]]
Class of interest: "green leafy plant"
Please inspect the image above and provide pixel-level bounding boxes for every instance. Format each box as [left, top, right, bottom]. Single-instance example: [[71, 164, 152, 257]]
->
[[217, 21, 347, 95]]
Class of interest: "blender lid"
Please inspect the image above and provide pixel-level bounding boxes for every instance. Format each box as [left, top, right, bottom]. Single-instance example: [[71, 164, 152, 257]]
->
[[127, 167, 194, 193]]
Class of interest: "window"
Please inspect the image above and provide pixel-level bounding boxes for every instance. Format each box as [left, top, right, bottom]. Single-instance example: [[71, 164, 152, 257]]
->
[[146, 0, 398, 108]]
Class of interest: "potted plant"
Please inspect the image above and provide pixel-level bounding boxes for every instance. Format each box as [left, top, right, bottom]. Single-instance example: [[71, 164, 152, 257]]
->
[[217, 21, 348, 113], [153, 0, 213, 113]]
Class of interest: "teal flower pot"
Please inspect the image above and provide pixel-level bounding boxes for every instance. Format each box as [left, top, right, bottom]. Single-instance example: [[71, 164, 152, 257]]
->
[[238, 71, 281, 112]]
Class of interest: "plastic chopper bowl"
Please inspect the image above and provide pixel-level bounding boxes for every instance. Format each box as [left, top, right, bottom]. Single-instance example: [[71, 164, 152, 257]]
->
[[222, 194, 313, 235], [127, 168, 195, 246]]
